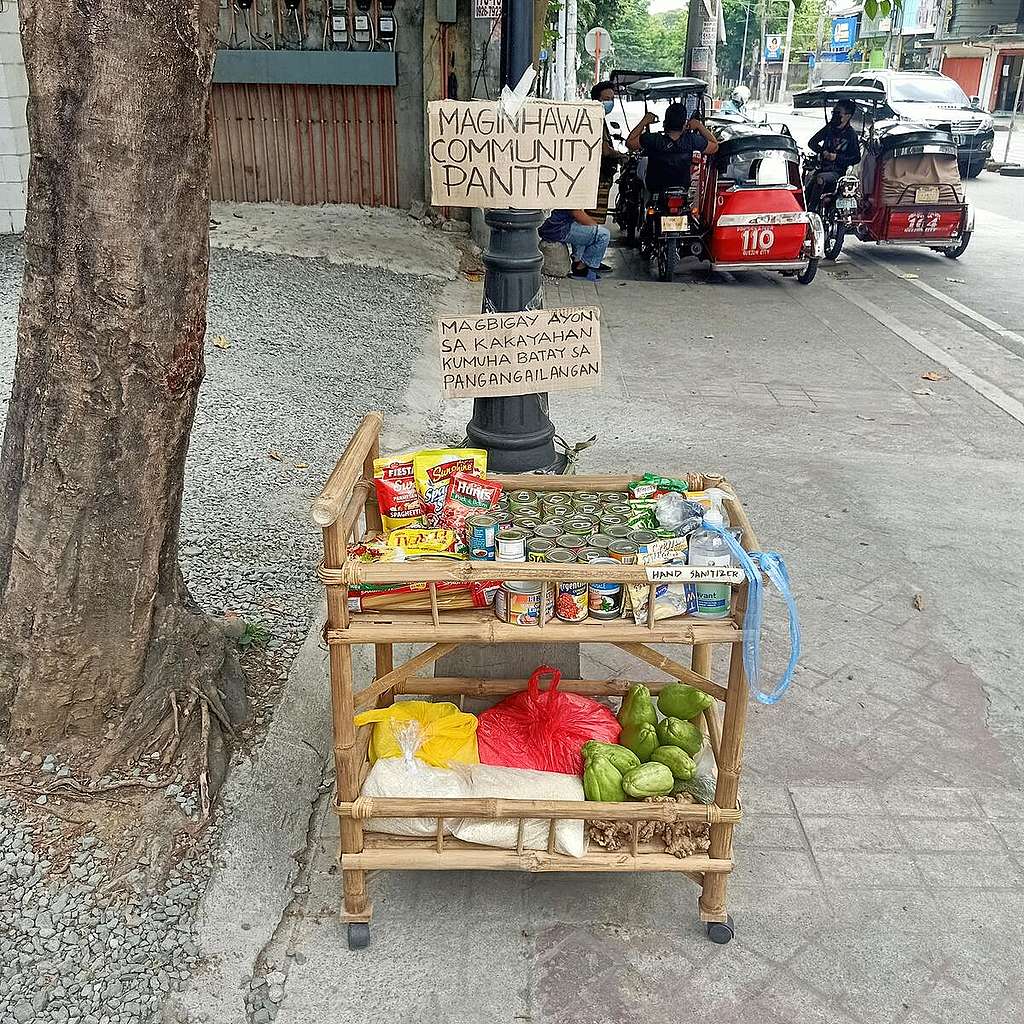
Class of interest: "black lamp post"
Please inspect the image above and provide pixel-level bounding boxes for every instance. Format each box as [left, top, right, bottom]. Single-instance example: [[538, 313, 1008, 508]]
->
[[465, 0, 567, 474]]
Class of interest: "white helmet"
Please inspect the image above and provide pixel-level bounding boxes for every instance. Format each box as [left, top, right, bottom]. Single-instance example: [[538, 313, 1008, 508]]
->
[[731, 85, 750, 106]]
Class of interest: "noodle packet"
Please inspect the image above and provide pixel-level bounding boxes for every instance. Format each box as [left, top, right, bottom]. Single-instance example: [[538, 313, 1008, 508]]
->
[[386, 527, 463, 559], [373, 452, 426, 533], [348, 580, 499, 612], [413, 449, 487, 525], [436, 471, 503, 547]]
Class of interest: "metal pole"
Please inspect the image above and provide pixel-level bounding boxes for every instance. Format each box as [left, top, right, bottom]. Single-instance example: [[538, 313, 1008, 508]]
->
[[565, 0, 578, 98], [554, 0, 567, 99], [1003, 59, 1024, 163], [739, 1, 751, 84], [595, 36, 601, 83], [778, 0, 795, 101], [758, 0, 767, 102], [465, 0, 565, 473]]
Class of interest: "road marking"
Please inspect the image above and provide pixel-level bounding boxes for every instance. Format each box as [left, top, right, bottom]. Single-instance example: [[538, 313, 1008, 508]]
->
[[851, 249, 1024, 356], [822, 273, 1024, 428]]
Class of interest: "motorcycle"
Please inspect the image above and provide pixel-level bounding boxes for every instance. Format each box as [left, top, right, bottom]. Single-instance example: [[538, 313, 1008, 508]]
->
[[637, 185, 692, 281], [802, 153, 860, 261]]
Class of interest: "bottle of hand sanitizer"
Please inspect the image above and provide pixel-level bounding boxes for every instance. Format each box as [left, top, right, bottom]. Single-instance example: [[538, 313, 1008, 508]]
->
[[688, 489, 732, 619]]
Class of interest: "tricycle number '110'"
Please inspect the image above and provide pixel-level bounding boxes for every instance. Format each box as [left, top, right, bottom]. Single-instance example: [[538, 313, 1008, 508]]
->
[[740, 226, 775, 255]]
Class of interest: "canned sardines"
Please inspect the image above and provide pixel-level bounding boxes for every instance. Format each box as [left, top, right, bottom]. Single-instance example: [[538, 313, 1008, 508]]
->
[[496, 527, 528, 562], [494, 581, 555, 625], [466, 514, 498, 560], [587, 557, 623, 620]]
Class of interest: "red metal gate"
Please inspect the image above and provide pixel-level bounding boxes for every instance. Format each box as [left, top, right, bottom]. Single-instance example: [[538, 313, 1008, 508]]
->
[[210, 83, 399, 207]]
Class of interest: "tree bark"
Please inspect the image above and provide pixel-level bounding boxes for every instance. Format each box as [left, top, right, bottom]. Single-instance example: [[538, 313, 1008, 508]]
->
[[0, 0, 247, 755]]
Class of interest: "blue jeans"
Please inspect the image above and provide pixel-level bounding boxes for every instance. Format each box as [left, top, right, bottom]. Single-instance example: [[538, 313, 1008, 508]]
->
[[566, 222, 610, 270]]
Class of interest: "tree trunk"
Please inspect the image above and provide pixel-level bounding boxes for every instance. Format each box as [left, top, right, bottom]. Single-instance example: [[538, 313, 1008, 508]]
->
[[0, 0, 248, 758]]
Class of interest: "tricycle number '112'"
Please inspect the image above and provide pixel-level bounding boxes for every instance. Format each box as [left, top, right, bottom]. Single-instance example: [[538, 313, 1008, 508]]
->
[[740, 226, 775, 254]]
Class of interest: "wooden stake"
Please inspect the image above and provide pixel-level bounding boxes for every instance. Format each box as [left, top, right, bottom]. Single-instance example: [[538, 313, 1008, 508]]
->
[[428, 582, 440, 627], [352, 642, 461, 712], [613, 642, 728, 702]]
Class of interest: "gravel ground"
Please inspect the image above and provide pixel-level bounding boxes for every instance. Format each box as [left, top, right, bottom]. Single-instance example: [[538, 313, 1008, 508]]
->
[[0, 219, 450, 1024]]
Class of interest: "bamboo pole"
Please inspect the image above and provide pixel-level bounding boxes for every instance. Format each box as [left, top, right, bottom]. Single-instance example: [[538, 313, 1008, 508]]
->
[[691, 643, 713, 747], [613, 642, 728, 702], [341, 848, 733, 873], [395, 677, 684, 698], [428, 583, 440, 627], [352, 642, 461, 712], [338, 797, 739, 824], [336, 482, 372, 546], [328, 615, 741, 647], [311, 412, 383, 527]]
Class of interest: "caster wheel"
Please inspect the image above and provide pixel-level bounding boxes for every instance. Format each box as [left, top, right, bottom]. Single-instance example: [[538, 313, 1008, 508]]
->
[[347, 922, 370, 949], [706, 915, 735, 944]]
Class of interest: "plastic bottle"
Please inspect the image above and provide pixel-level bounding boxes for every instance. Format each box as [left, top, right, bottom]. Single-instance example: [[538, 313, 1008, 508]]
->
[[688, 488, 733, 619]]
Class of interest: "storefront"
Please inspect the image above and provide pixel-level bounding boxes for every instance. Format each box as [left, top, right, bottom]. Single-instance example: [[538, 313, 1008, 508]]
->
[[991, 49, 1024, 112]]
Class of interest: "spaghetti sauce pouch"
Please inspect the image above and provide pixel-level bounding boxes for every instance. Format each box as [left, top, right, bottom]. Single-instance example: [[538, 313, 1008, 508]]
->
[[413, 449, 487, 526], [373, 452, 425, 533], [436, 471, 502, 546]]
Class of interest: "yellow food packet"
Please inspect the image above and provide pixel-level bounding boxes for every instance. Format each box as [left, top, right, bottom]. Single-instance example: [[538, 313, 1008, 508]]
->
[[385, 527, 463, 558], [413, 448, 487, 525]]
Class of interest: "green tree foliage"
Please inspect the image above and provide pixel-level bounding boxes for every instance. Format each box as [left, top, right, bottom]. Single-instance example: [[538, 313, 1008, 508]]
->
[[717, 0, 828, 84]]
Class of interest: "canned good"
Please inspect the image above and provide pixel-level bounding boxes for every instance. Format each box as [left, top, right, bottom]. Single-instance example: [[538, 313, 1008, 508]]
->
[[496, 527, 528, 562], [542, 513, 568, 527], [588, 533, 613, 551], [466, 514, 498, 560], [515, 516, 542, 532], [608, 540, 639, 563], [508, 490, 539, 508], [533, 524, 562, 541], [628, 530, 659, 548], [494, 581, 554, 625], [577, 547, 603, 562], [546, 547, 577, 564], [564, 517, 596, 537], [575, 491, 602, 502], [604, 503, 633, 517], [542, 493, 572, 510], [605, 525, 632, 540], [588, 557, 623, 619], [600, 514, 629, 529], [492, 510, 513, 526], [527, 538, 555, 562], [601, 491, 630, 503], [575, 501, 602, 516], [555, 581, 588, 622], [556, 533, 587, 552]]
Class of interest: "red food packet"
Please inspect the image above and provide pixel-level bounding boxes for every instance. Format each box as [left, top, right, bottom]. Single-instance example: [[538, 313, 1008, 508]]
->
[[372, 453, 425, 532], [436, 471, 502, 545]]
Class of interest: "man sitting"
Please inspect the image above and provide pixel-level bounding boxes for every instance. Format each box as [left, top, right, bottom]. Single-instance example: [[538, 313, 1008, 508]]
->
[[539, 209, 611, 283], [626, 101, 719, 195]]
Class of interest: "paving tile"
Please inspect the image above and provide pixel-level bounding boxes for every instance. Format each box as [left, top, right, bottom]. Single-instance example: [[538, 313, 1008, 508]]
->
[[748, 974, 868, 1024], [739, 783, 794, 815], [802, 816, 905, 854], [895, 818, 1004, 853], [734, 813, 808, 852], [881, 788, 981, 819], [730, 848, 820, 888], [991, 820, 1024, 851], [814, 851, 923, 889], [977, 790, 1024, 819], [791, 786, 885, 818], [913, 852, 1023, 889]]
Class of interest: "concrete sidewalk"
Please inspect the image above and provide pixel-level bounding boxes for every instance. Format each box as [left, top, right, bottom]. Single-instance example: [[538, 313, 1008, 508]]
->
[[187, 217, 1024, 1024]]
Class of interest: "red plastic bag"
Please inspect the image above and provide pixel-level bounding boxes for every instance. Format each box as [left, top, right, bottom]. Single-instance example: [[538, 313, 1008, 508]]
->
[[476, 666, 621, 775]]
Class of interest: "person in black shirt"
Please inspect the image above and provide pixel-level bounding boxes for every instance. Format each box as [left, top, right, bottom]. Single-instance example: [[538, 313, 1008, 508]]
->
[[625, 102, 719, 194], [805, 99, 862, 209]]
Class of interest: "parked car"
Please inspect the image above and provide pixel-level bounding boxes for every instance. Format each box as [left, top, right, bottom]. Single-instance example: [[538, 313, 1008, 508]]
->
[[846, 69, 995, 179]]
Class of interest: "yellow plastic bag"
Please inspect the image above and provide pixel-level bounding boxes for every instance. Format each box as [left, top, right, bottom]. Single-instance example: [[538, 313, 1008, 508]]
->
[[354, 701, 479, 768]]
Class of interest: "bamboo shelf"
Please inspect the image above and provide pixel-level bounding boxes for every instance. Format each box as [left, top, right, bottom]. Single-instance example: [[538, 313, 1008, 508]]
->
[[315, 412, 758, 949]]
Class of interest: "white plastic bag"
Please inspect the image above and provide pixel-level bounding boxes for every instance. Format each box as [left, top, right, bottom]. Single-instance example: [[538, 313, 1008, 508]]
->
[[455, 764, 586, 858]]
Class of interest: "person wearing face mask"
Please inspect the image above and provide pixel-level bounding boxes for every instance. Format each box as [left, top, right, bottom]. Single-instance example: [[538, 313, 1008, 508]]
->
[[805, 99, 861, 210], [584, 80, 622, 267]]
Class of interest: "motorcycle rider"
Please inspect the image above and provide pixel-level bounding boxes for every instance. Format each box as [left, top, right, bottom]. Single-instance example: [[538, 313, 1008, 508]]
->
[[805, 99, 861, 210], [625, 102, 719, 194], [721, 85, 751, 117]]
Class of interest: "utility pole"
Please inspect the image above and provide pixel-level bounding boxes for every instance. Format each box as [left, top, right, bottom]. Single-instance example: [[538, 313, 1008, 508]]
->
[[683, 0, 719, 89], [465, 0, 565, 473], [778, 0, 795, 101], [739, 1, 752, 84], [553, 0, 567, 98], [758, 0, 768, 102], [565, 0, 578, 98]]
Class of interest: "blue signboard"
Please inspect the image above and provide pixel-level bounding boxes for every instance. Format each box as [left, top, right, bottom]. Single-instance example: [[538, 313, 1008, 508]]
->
[[764, 33, 784, 62], [830, 15, 858, 51]]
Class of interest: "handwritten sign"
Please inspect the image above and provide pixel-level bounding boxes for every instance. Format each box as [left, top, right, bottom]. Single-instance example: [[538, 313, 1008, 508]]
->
[[644, 565, 745, 584], [428, 100, 603, 209], [438, 307, 601, 399]]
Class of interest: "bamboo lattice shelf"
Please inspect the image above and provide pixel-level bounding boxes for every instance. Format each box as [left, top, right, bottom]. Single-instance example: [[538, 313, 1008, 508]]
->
[[314, 412, 758, 949]]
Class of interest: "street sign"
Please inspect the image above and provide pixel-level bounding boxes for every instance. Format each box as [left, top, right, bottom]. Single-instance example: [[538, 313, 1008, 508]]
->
[[830, 15, 858, 51], [474, 0, 501, 17], [585, 27, 612, 57], [764, 33, 784, 62], [690, 46, 712, 73], [438, 307, 602, 400], [427, 100, 603, 209]]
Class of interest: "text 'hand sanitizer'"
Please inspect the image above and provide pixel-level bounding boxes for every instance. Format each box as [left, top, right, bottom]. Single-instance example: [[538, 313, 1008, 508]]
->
[[688, 488, 732, 619]]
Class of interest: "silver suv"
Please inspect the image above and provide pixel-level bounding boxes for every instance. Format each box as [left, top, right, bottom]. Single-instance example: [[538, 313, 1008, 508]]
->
[[847, 69, 995, 178]]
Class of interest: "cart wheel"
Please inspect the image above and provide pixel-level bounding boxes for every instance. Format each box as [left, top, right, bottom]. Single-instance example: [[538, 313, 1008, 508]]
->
[[706, 915, 735, 944], [796, 258, 818, 285], [347, 922, 371, 950], [944, 231, 971, 259]]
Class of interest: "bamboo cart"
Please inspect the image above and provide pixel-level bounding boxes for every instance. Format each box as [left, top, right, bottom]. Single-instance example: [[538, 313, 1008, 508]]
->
[[313, 412, 759, 949]]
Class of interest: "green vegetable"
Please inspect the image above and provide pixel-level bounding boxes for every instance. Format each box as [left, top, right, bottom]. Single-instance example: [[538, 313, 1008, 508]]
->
[[619, 721, 659, 761], [657, 683, 714, 721], [617, 684, 658, 729], [655, 716, 704, 756], [621, 762, 674, 799], [672, 774, 718, 804], [583, 759, 625, 802], [649, 745, 696, 781], [581, 740, 641, 775]]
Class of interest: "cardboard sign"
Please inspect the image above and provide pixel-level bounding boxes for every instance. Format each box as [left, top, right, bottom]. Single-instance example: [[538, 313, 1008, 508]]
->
[[644, 565, 745, 584], [438, 307, 601, 399], [474, 0, 501, 16], [428, 100, 603, 209]]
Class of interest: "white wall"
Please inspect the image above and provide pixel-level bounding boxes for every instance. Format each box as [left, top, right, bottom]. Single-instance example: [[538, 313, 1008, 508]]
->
[[0, 2, 27, 233]]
